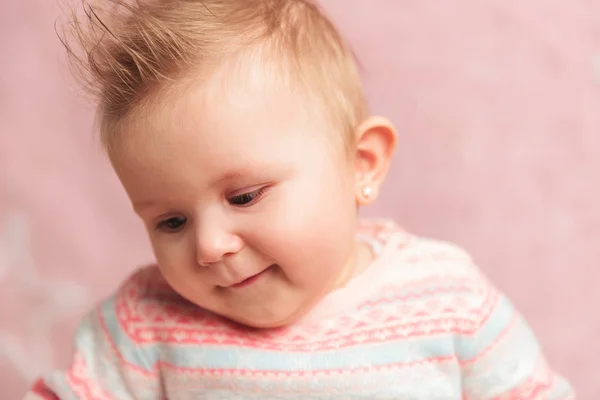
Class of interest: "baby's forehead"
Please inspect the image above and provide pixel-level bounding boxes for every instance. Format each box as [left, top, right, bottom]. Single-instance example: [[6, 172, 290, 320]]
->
[[163, 66, 324, 126], [111, 52, 348, 161], [122, 78, 325, 149], [111, 94, 340, 191]]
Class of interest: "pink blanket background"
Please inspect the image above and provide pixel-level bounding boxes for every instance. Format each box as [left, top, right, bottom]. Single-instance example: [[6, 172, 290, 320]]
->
[[1, 0, 598, 398]]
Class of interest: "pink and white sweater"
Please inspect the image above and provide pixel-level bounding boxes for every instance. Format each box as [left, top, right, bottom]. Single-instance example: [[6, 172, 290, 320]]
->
[[26, 219, 574, 399]]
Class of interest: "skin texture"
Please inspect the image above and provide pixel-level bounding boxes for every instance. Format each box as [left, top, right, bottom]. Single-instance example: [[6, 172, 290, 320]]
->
[[110, 61, 397, 328]]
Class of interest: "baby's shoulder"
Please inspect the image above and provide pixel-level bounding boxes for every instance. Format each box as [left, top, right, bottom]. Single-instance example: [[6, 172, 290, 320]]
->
[[368, 235, 499, 332], [112, 264, 188, 313], [394, 235, 482, 279], [363, 219, 486, 285]]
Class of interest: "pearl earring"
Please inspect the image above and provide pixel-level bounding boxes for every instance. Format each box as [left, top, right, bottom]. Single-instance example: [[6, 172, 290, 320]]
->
[[362, 186, 373, 199]]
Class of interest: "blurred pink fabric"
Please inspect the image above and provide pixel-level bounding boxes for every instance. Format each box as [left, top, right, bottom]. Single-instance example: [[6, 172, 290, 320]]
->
[[1, 0, 598, 398]]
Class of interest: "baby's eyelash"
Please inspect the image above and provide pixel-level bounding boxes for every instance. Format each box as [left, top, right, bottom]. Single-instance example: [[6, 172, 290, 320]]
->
[[156, 216, 187, 232], [228, 187, 267, 206]]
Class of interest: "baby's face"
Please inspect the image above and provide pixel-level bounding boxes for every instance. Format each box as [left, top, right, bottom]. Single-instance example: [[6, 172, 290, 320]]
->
[[111, 70, 361, 328]]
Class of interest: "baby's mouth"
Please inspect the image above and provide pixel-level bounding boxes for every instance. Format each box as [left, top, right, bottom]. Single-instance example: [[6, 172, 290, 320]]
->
[[228, 264, 276, 289]]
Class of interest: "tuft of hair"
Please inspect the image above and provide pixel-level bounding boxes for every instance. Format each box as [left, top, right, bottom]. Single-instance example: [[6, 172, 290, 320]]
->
[[58, 0, 368, 154]]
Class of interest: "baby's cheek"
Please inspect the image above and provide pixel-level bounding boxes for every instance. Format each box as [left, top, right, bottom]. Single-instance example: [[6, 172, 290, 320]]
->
[[151, 234, 194, 273]]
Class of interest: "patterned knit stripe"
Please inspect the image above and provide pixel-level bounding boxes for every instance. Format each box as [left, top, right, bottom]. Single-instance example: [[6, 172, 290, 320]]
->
[[94, 283, 518, 375], [154, 356, 460, 378], [103, 310, 514, 374], [356, 275, 486, 309], [107, 335, 459, 372], [65, 354, 113, 400], [102, 301, 462, 373], [158, 360, 463, 396], [98, 294, 517, 375], [111, 274, 499, 348], [111, 299, 499, 349], [113, 303, 495, 350]]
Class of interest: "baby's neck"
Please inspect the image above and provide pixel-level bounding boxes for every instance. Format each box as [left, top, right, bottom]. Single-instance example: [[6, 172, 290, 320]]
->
[[333, 239, 375, 290]]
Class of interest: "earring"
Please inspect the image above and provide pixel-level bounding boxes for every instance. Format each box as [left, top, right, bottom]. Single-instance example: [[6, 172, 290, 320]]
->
[[361, 186, 373, 199]]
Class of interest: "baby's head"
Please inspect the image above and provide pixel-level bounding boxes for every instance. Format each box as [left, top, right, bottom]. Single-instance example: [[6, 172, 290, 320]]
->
[[65, 0, 396, 328]]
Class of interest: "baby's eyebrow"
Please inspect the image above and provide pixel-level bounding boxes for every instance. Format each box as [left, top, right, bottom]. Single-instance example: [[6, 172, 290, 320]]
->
[[209, 166, 260, 187], [211, 170, 245, 185], [210, 163, 292, 188], [132, 200, 158, 213]]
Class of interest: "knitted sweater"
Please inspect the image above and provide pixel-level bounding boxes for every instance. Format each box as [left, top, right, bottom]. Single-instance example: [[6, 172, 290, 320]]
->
[[26, 220, 574, 399]]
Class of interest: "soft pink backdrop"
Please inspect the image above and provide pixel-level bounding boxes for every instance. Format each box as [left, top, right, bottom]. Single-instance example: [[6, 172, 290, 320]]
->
[[1, 0, 598, 398]]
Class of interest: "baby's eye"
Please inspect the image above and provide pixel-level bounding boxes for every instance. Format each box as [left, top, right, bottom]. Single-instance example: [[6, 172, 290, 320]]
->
[[229, 188, 266, 206], [157, 216, 187, 232]]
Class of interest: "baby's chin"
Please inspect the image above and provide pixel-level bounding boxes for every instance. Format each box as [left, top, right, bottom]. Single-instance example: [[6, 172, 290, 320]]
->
[[220, 303, 311, 329]]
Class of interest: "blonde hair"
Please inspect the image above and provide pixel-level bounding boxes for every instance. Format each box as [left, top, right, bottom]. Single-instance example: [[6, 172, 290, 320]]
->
[[60, 0, 368, 155]]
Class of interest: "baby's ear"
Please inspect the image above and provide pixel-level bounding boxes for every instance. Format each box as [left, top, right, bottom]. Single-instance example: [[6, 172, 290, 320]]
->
[[353, 116, 397, 205]]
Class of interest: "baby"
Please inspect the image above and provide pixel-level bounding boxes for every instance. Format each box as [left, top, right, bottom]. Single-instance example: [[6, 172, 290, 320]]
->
[[27, 0, 574, 399]]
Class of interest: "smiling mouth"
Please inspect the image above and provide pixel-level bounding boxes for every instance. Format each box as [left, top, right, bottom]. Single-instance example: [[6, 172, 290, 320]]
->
[[229, 265, 275, 289]]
